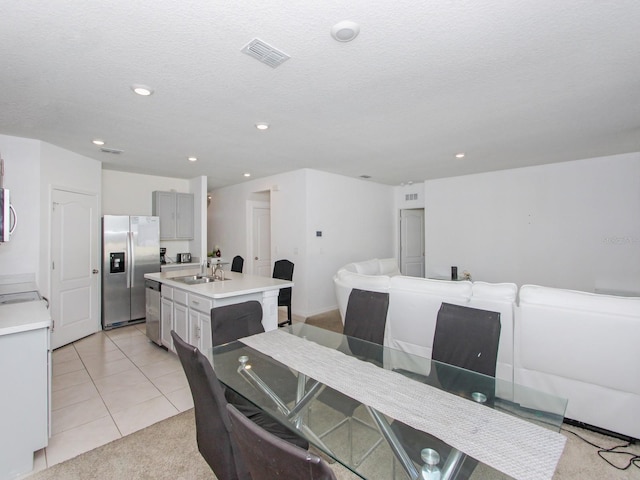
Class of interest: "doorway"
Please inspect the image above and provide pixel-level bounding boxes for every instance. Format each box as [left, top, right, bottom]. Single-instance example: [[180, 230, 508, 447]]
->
[[400, 208, 425, 277], [248, 200, 271, 277], [50, 188, 101, 348]]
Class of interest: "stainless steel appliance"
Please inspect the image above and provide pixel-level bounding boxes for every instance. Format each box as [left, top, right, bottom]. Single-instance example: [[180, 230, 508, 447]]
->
[[102, 215, 160, 329], [0, 156, 18, 242], [145, 279, 161, 345], [177, 252, 191, 263]]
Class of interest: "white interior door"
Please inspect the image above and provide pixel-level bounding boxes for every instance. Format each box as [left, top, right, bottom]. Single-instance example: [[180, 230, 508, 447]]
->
[[400, 208, 425, 277], [250, 204, 271, 277], [50, 189, 100, 349]]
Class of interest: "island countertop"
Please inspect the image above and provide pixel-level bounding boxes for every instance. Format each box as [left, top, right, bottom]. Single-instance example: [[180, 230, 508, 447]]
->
[[144, 269, 293, 299]]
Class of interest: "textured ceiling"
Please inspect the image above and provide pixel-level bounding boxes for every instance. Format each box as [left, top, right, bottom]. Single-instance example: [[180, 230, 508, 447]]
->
[[1, 1, 639, 191]]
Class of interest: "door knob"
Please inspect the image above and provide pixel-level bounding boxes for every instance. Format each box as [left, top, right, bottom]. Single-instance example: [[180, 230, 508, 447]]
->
[[254, 257, 258, 260], [92, 269, 99, 274]]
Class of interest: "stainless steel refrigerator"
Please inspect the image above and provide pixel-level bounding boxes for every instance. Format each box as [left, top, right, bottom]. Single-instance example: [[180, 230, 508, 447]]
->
[[102, 215, 160, 329]]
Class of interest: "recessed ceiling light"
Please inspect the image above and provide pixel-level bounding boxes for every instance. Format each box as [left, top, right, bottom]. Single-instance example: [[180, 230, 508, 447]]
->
[[131, 84, 154, 96], [331, 21, 360, 42], [187, 157, 197, 162], [255, 123, 269, 130], [455, 153, 466, 158], [92, 139, 105, 146], [243, 173, 251, 177]]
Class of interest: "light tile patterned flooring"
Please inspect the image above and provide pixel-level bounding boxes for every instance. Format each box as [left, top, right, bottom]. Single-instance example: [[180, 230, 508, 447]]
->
[[28, 323, 193, 476]]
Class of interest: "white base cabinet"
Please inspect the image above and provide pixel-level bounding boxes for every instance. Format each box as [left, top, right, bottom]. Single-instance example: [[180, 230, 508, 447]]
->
[[0, 327, 50, 479], [188, 292, 213, 352]]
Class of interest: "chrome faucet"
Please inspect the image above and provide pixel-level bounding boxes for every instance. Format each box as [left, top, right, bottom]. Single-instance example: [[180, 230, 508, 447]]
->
[[213, 263, 224, 280]]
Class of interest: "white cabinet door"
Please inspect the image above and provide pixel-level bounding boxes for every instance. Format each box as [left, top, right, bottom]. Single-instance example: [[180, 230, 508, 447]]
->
[[176, 193, 194, 240], [199, 311, 212, 352], [173, 302, 188, 352], [152, 191, 194, 240], [160, 297, 174, 349], [153, 191, 177, 240]]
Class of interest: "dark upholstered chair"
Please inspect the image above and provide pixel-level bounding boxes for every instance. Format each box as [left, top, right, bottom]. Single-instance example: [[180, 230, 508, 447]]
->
[[272, 259, 294, 326], [390, 303, 501, 478], [432, 302, 501, 377], [171, 330, 250, 480], [316, 288, 389, 465], [227, 404, 337, 480], [172, 330, 307, 480], [342, 288, 389, 365], [210, 301, 305, 422], [211, 300, 264, 347], [231, 255, 244, 273]]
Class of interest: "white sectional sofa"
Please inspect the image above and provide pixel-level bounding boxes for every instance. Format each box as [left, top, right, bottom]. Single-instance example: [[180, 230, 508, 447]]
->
[[516, 285, 640, 439], [333, 259, 640, 439]]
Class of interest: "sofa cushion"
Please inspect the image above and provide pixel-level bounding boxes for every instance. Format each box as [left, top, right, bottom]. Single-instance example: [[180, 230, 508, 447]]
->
[[378, 258, 401, 276], [354, 258, 381, 275]]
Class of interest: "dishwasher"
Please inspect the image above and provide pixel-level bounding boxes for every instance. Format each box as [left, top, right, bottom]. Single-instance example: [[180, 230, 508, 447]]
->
[[145, 279, 162, 345]]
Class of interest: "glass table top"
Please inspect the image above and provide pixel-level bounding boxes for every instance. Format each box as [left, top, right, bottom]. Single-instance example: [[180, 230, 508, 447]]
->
[[209, 323, 567, 480]]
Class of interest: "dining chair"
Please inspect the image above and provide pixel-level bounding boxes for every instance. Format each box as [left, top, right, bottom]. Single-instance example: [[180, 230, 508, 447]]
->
[[210, 301, 304, 412], [227, 404, 338, 480], [272, 259, 294, 326], [211, 300, 264, 347], [231, 255, 244, 273], [171, 330, 251, 480], [390, 303, 501, 478], [316, 288, 389, 465], [172, 330, 308, 480]]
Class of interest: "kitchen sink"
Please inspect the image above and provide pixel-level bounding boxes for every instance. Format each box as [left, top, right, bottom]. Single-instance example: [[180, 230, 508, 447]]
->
[[172, 275, 230, 285]]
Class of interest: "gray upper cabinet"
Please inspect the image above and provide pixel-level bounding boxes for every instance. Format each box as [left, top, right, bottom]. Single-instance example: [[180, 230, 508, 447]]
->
[[152, 191, 194, 240]]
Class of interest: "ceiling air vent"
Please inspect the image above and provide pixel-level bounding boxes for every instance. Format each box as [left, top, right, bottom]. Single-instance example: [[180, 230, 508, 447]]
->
[[405, 193, 418, 201], [241, 38, 290, 68], [100, 147, 123, 155]]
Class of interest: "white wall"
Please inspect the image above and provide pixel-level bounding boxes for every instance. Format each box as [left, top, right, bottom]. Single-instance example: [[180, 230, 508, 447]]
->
[[305, 169, 395, 314], [39, 141, 102, 297], [0, 134, 41, 282], [102, 170, 189, 216], [102, 170, 199, 262], [424, 152, 640, 294], [209, 168, 395, 317]]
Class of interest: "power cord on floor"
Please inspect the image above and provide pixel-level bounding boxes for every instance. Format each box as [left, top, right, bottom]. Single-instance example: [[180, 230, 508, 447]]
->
[[561, 427, 640, 472]]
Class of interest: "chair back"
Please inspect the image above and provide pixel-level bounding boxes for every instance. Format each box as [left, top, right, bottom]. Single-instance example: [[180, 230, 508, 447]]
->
[[226, 404, 337, 480], [273, 259, 294, 300], [170, 330, 250, 480], [342, 288, 389, 365], [211, 301, 264, 347], [432, 302, 501, 377], [231, 255, 244, 273], [343, 288, 389, 344]]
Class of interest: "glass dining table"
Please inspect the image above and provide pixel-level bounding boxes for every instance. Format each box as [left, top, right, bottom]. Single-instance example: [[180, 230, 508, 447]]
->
[[209, 323, 567, 480]]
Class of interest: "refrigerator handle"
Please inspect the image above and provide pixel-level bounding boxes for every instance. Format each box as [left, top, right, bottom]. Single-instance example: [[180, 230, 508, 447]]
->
[[127, 231, 133, 289]]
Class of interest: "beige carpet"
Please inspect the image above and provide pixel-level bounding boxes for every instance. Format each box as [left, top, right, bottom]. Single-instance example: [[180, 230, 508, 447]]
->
[[25, 405, 639, 480]]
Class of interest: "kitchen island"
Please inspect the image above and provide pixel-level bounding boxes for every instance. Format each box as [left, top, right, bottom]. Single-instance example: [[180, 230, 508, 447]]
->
[[144, 268, 292, 352]]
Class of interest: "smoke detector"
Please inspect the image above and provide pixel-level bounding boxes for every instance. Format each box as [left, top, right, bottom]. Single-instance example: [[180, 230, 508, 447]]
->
[[241, 38, 290, 68], [331, 21, 360, 42]]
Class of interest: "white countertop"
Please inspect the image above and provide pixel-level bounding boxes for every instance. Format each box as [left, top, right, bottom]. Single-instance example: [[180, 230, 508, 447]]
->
[[145, 269, 293, 299], [0, 300, 51, 336]]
